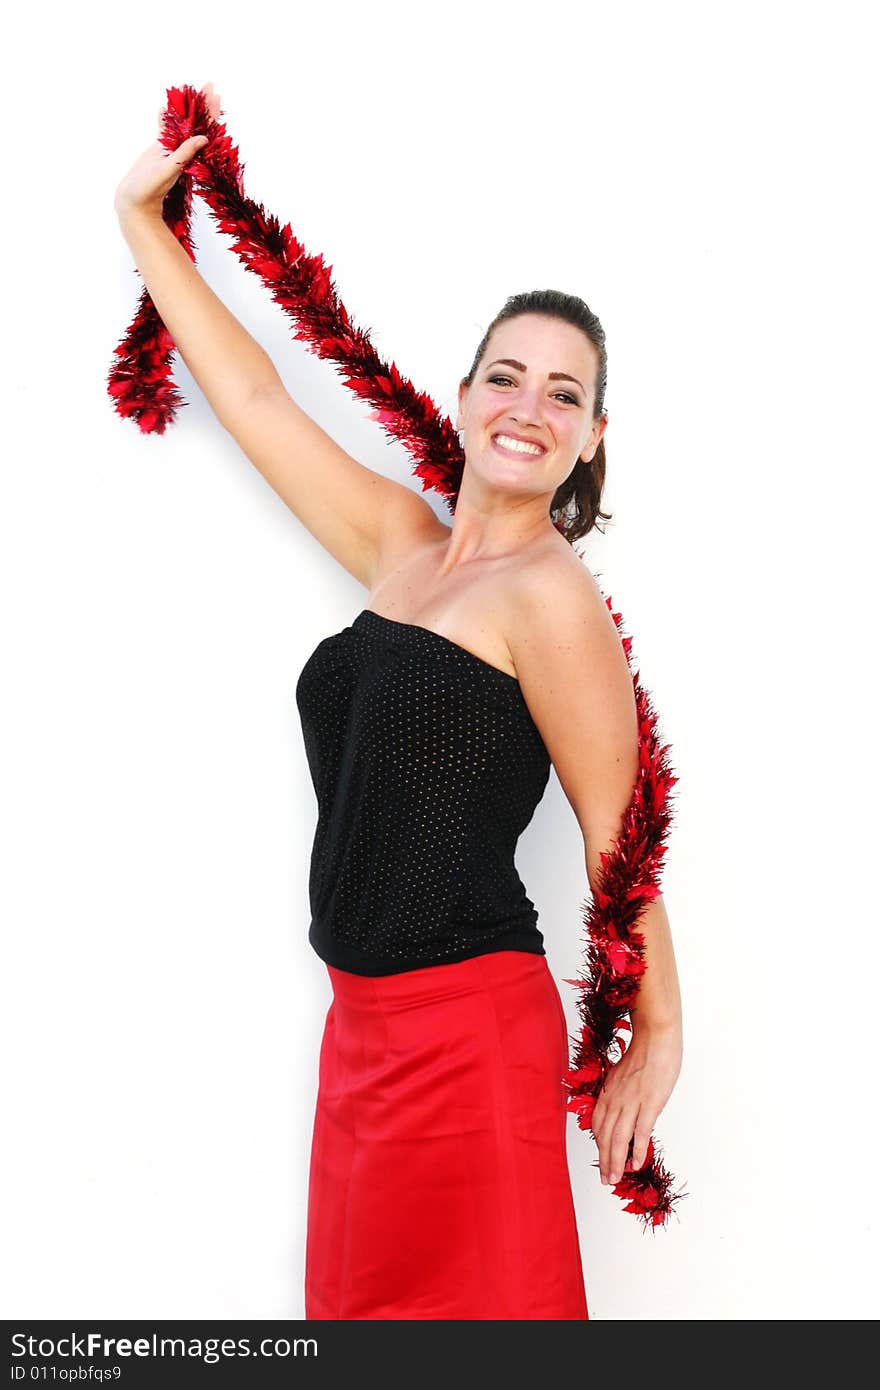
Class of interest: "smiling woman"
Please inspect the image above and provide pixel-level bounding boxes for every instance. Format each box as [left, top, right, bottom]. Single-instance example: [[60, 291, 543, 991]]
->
[[112, 88, 682, 1318]]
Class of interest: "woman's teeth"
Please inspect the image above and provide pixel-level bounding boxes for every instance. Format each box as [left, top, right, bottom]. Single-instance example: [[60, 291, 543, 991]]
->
[[493, 434, 545, 456]]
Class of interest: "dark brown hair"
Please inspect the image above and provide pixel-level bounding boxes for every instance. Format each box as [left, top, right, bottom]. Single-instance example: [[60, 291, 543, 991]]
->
[[460, 288, 611, 544]]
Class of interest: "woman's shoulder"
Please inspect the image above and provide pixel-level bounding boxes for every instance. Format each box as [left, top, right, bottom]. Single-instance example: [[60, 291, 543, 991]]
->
[[502, 535, 631, 697], [507, 534, 609, 628]]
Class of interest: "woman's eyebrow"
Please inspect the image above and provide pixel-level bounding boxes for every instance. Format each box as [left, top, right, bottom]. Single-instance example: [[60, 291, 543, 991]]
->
[[485, 358, 585, 393]]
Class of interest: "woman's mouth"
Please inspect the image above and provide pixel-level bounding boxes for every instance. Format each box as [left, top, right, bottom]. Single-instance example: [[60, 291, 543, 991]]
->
[[491, 433, 547, 460]]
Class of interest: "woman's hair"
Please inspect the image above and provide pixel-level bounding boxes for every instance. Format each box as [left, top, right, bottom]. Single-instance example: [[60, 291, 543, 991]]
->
[[460, 288, 611, 544]]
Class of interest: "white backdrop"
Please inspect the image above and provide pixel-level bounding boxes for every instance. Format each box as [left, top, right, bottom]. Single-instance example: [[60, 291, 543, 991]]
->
[[2, 0, 877, 1321]]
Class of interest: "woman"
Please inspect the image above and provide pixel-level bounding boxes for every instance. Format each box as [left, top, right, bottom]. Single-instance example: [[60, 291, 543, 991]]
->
[[114, 86, 684, 1320]]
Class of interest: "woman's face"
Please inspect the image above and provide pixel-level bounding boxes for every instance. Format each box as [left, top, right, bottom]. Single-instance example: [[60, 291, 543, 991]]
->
[[457, 313, 606, 498]]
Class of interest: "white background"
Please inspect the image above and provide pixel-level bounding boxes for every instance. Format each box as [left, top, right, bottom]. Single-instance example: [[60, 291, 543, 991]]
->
[[2, 0, 877, 1321]]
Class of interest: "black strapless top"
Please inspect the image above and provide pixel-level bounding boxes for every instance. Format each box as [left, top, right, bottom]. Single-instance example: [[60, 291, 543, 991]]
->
[[294, 608, 552, 976]]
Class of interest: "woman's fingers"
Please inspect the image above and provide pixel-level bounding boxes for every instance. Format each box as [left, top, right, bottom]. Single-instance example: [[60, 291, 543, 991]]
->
[[605, 1101, 640, 1185], [593, 1083, 637, 1184], [174, 134, 209, 166], [201, 81, 221, 120], [592, 1091, 616, 1181], [155, 83, 219, 146], [631, 1118, 653, 1171]]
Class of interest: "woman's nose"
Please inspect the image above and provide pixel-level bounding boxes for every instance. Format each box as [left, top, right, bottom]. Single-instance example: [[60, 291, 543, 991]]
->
[[510, 397, 544, 427]]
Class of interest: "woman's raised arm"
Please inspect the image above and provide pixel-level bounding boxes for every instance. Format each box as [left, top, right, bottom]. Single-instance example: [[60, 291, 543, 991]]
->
[[115, 104, 440, 586]]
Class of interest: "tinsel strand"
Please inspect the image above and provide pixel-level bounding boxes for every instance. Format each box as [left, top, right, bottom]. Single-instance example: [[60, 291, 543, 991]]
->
[[562, 603, 684, 1228], [108, 82, 686, 1229]]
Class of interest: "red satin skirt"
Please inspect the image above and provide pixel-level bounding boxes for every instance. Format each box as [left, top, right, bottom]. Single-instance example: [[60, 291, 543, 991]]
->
[[304, 948, 589, 1320]]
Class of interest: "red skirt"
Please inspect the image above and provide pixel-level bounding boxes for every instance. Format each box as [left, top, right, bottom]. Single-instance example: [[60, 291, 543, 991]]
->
[[304, 949, 589, 1320]]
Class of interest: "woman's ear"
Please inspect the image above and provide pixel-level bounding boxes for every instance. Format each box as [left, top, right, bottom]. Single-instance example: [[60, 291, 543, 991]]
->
[[457, 381, 468, 432], [580, 411, 608, 464]]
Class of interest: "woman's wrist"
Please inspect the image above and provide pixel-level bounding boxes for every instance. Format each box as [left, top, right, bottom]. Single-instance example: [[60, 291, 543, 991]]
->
[[629, 1007, 682, 1043], [114, 197, 164, 232]]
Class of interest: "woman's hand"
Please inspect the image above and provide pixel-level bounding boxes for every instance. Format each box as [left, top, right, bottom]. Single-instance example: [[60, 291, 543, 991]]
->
[[114, 82, 222, 221], [591, 1020, 682, 1184]]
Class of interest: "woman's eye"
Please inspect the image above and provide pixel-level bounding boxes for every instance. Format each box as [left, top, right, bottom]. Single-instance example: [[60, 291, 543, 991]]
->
[[487, 375, 577, 405]]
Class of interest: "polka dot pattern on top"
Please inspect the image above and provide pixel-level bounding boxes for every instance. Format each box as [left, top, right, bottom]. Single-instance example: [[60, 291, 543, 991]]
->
[[294, 609, 552, 976]]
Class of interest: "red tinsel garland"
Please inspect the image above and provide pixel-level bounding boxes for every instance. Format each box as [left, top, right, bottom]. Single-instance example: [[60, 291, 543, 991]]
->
[[109, 83, 685, 1230]]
